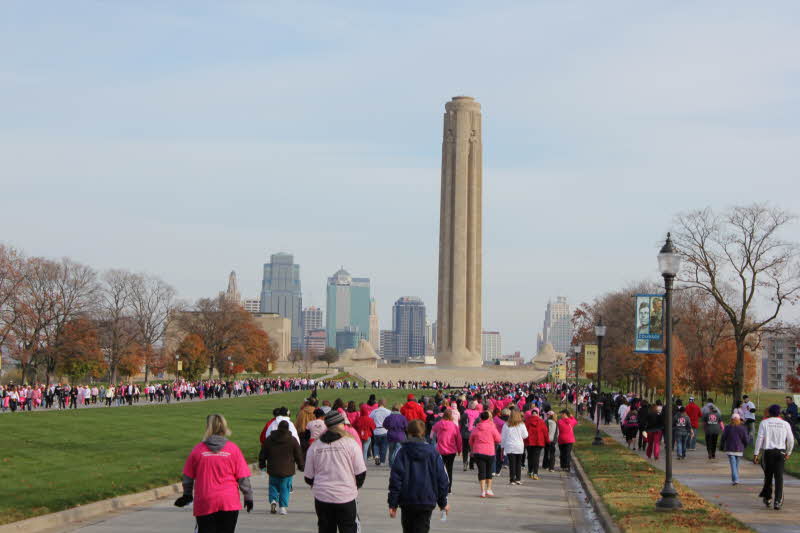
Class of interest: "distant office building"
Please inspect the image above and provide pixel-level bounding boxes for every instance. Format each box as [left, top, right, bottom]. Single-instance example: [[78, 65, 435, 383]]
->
[[482, 331, 502, 362], [303, 306, 323, 341], [223, 271, 241, 304], [763, 334, 799, 390], [260, 253, 303, 350], [336, 326, 361, 353], [391, 297, 426, 362], [369, 299, 380, 354], [326, 268, 370, 348], [305, 329, 327, 357], [242, 298, 261, 313], [538, 297, 573, 354], [250, 313, 291, 361], [425, 320, 435, 356], [380, 329, 398, 361]]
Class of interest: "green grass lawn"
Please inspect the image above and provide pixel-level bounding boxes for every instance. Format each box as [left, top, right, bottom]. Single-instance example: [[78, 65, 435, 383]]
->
[[688, 392, 800, 477], [573, 422, 752, 533], [0, 387, 424, 525]]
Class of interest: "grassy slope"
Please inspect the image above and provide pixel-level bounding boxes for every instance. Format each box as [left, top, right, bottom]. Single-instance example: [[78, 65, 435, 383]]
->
[[573, 422, 752, 533], [689, 392, 799, 476], [0, 388, 423, 524]]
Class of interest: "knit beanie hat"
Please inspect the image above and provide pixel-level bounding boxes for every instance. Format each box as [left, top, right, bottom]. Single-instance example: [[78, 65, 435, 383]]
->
[[325, 410, 345, 427], [768, 404, 781, 417]]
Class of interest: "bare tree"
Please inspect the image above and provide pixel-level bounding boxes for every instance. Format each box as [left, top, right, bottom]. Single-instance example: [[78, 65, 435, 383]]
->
[[97, 269, 139, 383], [0, 245, 26, 356], [129, 273, 178, 383], [674, 204, 800, 400]]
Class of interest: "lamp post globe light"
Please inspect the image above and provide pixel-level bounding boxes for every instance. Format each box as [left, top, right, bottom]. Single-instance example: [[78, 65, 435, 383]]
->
[[592, 318, 607, 446], [656, 233, 682, 510]]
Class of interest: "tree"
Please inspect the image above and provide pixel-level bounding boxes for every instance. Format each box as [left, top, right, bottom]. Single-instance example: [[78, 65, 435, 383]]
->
[[176, 296, 253, 378], [318, 347, 339, 370], [172, 333, 208, 381], [288, 349, 303, 368], [241, 324, 277, 375], [0, 245, 25, 356], [97, 269, 139, 383], [674, 204, 800, 401], [129, 273, 178, 383], [53, 318, 106, 384]]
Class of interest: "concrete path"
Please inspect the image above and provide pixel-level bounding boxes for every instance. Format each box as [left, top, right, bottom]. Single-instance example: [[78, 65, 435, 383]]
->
[[60, 457, 597, 533], [601, 422, 800, 533]]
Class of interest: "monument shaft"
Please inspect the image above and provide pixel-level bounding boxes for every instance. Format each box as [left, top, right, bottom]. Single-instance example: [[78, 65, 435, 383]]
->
[[437, 96, 482, 367]]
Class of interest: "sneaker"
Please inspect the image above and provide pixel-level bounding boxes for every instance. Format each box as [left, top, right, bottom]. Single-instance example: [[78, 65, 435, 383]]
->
[[515, 481, 523, 485], [279, 507, 288, 515], [464, 463, 468, 472], [480, 491, 486, 498], [774, 500, 783, 510], [375, 458, 380, 466], [548, 468, 555, 473], [533, 474, 540, 480], [528, 473, 535, 479], [486, 489, 495, 497], [732, 482, 738, 486], [763, 496, 772, 508], [270, 502, 277, 514]]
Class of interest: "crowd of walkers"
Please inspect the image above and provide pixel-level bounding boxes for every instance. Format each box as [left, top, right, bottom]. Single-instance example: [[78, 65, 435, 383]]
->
[[0, 377, 370, 413], [176, 381, 577, 533]]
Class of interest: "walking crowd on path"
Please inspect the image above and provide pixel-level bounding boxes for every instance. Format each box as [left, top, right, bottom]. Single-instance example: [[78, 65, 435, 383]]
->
[[175, 380, 576, 533]]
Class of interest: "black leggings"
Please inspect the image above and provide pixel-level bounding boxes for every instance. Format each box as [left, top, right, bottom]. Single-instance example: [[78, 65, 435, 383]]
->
[[507, 453, 523, 482], [542, 443, 556, 470], [196, 510, 238, 533], [441, 453, 455, 492], [706, 433, 719, 457], [526, 446, 543, 475], [461, 436, 472, 466], [315, 499, 358, 533], [558, 443, 573, 471], [473, 453, 494, 481]]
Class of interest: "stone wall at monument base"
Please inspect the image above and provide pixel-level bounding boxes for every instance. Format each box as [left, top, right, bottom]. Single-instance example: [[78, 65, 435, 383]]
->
[[350, 367, 547, 387]]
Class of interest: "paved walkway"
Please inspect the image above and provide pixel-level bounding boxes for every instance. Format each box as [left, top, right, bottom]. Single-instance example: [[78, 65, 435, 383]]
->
[[601, 422, 800, 533], [59, 457, 597, 533]]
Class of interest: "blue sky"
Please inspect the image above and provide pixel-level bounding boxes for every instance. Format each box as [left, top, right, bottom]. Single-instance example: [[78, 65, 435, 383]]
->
[[2, 2, 799, 357]]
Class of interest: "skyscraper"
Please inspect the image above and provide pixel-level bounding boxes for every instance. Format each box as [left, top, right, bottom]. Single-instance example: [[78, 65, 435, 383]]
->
[[368, 299, 380, 354], [242, 298, 261, 313], [325, 268, 370, 349], [539, 297, 573, 354], [303, 306, 323, 340], [223, 271, 241, 304], [380, 329, 397, 360], [260, 253, 303, 350], [392, 297, 427, 362], [481, 331, 502, 362]]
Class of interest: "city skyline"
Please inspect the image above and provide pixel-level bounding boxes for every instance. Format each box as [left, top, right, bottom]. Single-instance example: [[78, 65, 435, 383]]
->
[[3, 4, 799, 354]]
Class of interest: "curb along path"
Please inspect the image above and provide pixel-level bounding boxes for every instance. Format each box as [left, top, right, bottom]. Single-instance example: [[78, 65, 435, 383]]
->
[[600, 422, 800, 533]]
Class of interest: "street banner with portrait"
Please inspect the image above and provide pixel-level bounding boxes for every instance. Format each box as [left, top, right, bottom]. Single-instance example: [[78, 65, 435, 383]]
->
[[634, 294, 664, 353], [584, 344, 598, 375]]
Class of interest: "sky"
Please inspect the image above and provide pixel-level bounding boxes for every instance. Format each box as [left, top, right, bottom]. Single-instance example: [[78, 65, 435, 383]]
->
[[2, 2, 799, 358]]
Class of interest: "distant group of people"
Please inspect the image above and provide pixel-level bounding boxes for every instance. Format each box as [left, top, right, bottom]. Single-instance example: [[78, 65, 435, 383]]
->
[[176, 381, 579, 533]]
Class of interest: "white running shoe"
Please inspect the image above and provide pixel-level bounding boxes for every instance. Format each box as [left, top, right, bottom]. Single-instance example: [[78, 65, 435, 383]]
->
[[279, 507, 288, 515], [486, 489, 495, 497]]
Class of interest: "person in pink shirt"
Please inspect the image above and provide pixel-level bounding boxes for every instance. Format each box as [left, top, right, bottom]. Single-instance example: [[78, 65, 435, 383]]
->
[[556, 409, 578, 473], [304, 410, 367, 533], [175, 414, 253, 533], [431, 408, 462, 493], [469, 411, 502, 498]]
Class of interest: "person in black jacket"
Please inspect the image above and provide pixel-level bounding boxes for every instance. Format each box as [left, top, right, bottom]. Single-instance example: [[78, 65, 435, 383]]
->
[[258, 420, 304, 515], [388, 419, 450, 533], [644, 402, 665, 460]]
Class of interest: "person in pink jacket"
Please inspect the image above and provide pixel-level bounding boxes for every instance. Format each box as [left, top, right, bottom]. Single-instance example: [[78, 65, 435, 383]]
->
[[556, 410, 578, 472], [469, 411, 502, 498], [431, 409, 462, 493]]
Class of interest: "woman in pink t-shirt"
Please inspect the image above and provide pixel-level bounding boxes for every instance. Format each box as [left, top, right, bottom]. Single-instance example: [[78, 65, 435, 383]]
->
[[175, 414, 253, 533]]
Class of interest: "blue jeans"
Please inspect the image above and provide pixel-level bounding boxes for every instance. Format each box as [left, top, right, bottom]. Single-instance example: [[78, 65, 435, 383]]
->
[[728, 455, 741, 483], [361, 438, 372, 461], [268, 475, 293, 508], [388, 441, 402, 466], [689, 432, 697, 450], [373, 434, 388, 464], [675, 433, 690, 458]]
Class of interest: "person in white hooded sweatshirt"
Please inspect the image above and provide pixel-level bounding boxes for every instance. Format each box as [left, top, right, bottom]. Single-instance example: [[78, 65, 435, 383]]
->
[[501, 409, 529, 485]]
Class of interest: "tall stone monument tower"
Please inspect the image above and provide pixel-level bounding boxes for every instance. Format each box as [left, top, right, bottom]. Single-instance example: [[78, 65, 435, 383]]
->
[[436, 96, 482, 367]]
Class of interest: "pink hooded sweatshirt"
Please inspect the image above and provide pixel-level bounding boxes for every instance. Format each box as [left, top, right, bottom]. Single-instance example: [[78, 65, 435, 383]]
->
[[469, 419, 502, 456], [431, 419, 462, 455]]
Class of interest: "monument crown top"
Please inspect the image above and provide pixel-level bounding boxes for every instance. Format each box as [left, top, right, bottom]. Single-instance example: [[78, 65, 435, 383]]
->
[[452, 95, 474, 100]]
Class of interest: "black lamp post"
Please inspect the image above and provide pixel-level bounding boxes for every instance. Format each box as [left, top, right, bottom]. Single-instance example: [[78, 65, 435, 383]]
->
[[592, 317, 606, 446], [574, 345, 582, 415], [656, 233, 683, 510]]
